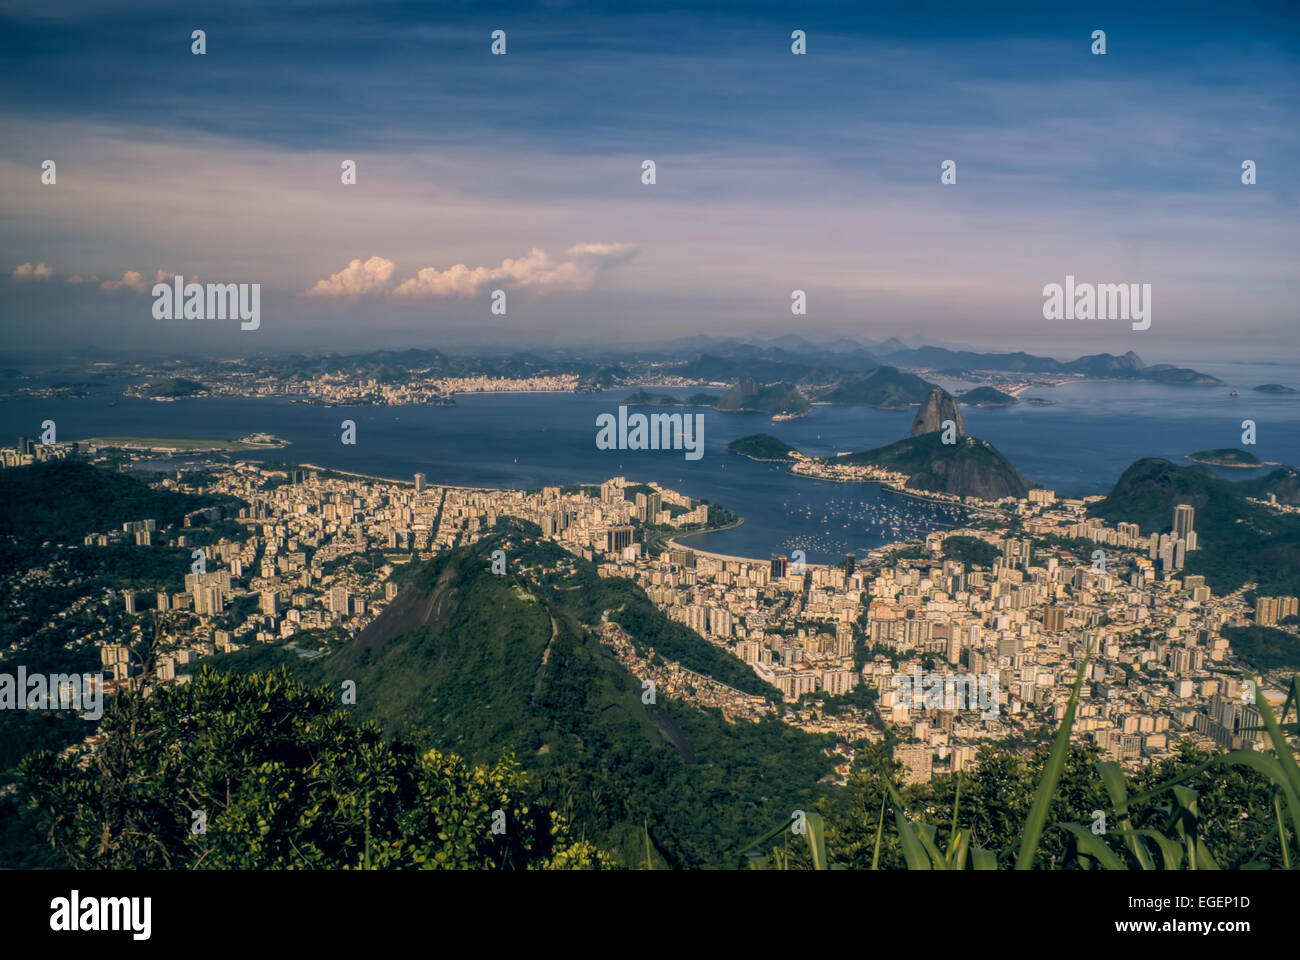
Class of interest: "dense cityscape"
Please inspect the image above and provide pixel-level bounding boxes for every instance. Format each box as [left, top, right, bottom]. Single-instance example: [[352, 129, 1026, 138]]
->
[[6, 426, 1295, 792]]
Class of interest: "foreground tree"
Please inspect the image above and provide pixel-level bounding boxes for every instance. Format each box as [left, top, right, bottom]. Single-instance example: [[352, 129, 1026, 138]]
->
[[19, 666, 610, 869]]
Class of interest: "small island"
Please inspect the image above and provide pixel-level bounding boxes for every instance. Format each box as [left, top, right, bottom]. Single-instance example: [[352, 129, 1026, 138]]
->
[[1185, 448, 1277, 468], [727, 434, 796, 462], [958, 386, 1018, 406], [1253, 384, 1297, 394], [130, 376, 208, 399]]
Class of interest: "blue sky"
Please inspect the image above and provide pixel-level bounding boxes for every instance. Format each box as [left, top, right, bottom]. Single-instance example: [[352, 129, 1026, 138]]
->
[[2, 0, 1297, 361]]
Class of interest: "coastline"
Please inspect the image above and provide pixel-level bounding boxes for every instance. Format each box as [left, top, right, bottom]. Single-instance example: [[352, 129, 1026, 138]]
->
[[1184, 455, 1278, 468], [296, 463, 487, 492], [726, 447, 978, 510]]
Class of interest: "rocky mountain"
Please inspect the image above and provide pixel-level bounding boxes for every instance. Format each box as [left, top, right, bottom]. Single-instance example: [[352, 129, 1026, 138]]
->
[[714, 377, 811, 415], [835, 432, 1028, 500], [910, 388, 963, 437]]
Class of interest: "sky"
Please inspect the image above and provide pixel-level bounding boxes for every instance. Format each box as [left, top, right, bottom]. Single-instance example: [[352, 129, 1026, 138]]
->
[[1, 0, 1297, 363]]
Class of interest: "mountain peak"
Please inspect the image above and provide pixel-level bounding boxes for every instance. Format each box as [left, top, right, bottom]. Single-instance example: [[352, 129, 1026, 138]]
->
[[910, 388, 963, 437]]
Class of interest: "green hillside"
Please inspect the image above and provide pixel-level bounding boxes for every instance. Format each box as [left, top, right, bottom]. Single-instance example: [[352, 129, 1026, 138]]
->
[[200, 522, 833, 867], [0, 461, 228, 542], [1089, 458, 1300, 595], [1242, 466, 1300, 506]]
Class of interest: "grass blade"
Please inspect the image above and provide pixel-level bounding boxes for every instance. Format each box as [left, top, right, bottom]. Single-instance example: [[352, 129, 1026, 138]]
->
[[871, 793, 886, 870], [804, 811, 828, 871], [1274, 793, 1292, 870], [1015, 631, 1096, 869], [1097, 760, 1154, 870]]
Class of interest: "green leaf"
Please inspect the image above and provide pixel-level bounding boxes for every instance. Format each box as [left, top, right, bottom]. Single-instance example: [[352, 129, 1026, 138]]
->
[[970, 846, 998, 870], [1057, 822, 1125, 869], [893, 806, 931, 870]]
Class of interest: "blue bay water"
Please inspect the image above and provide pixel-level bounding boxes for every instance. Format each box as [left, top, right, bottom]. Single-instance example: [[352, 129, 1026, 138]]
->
[[1, 373, 1296, 564]]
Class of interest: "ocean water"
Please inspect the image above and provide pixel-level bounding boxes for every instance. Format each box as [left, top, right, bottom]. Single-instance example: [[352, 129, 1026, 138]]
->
[[1, 371, 1296, 564]]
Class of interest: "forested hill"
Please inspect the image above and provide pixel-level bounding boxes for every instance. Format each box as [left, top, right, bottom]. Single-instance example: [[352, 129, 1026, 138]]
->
[[199, 522, 836, 868], [1089, 458, 1300, 595], [0, 460, 228, 542]]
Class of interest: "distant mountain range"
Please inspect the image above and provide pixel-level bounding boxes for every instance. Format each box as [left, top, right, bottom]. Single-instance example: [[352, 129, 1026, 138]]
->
[[664, 339, 1222, 387], [63, 337, 1236, 402]]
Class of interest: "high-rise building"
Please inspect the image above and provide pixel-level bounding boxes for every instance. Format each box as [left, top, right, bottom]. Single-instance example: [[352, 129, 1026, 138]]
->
[[330, 586, 350, 616], [606, 525, 634, 553], [844, 554, 856, 578], [770, 553, 788, 579], [414, 472, 427, 493], [1043, 606, 1065, 633], [122, 589, 137, 614], [195, 585, 224, 617], [1173, 504, 1195, 540], [1256, 595, 1298, 626]]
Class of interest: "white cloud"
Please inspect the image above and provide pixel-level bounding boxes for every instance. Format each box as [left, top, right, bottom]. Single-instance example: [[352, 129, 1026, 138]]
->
[[305, 256, 396, 299], [11, 262, 52, 281], [99, 268, 176, 293], [305, 244, 637, 300]]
